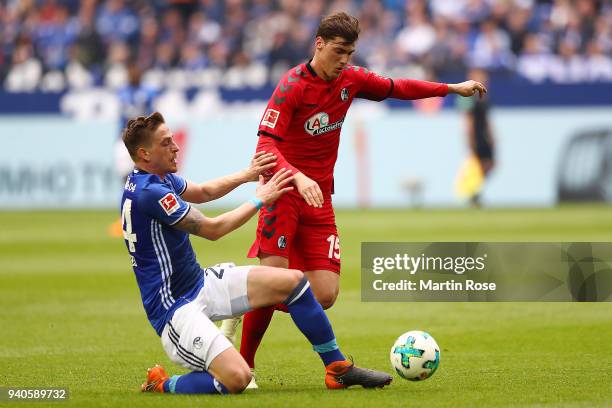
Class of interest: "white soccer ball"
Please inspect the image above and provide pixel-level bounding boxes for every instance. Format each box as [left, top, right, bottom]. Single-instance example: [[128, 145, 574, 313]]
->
[[390, 330, 440, 381]]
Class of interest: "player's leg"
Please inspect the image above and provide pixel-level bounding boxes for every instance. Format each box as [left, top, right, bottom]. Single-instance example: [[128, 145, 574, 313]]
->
[[240, 194, 300, 372], [304, 269, 339, 310], [247, 265, 345, 367], [239, 254, 288, 365], [299, 200, 341, 310], [146, 301, 250, 394], [246, 265, 393, 389], [155, 345, 252, 394]]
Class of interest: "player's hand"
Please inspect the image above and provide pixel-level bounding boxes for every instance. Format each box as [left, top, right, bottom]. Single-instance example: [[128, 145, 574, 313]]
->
[[294, 172, 324, 208], [245, 151, 277, 181], [448, 80, 487, 98], [255, 168, 294, 205]]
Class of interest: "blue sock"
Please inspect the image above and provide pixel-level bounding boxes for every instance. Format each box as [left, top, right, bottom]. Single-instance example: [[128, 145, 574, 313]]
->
[[163, 371, 228, 394], [285, 283, 345, 366]]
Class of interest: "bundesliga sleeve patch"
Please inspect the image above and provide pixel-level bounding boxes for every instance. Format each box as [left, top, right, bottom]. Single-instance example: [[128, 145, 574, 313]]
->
[[261, 109, 280, 129], [159, 193, 180, 216]]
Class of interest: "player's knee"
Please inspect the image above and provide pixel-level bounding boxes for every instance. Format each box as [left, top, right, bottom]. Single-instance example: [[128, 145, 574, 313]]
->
[[278, 268, 305, 300], [287, 268, 305, 289], [222, 366, 252, 394], [317, 291, 338, 310]]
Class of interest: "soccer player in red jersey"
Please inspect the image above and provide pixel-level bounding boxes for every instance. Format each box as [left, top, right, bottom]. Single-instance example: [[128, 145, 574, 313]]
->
[[228, 12, 487, 387]]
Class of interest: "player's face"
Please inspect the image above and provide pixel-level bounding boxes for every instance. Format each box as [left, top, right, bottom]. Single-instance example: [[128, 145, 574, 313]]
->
[[147, 124, 179, 175], [316, 36, 356, 80]]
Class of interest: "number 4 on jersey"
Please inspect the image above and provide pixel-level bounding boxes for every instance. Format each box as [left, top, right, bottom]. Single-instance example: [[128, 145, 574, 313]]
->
[[326, 234, 340, 260], [122, 199, 137, 252]]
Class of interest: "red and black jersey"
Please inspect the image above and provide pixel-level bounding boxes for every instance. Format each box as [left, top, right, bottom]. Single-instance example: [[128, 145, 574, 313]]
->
[[256, 61, 448, 195]]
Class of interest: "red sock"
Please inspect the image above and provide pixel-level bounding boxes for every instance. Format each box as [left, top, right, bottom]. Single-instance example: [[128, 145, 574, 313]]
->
[[240, 306, 275, 369]]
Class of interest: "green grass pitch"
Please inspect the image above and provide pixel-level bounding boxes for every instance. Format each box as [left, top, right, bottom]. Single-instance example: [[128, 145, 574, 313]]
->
[[1, 206, 611, 407]]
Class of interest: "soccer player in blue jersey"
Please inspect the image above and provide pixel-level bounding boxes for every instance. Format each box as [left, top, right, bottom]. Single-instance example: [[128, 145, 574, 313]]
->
[[120, 112, 392, 394]]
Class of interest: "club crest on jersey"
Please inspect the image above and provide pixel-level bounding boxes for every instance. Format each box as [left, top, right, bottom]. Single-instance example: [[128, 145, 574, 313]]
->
[[159, 193, 180, 216], [278, 235, 287, 249], [193, 336, 203, 349], [261, 108, 280, 129], [304, 112, 344, 136], [340, 87, 349, 101]]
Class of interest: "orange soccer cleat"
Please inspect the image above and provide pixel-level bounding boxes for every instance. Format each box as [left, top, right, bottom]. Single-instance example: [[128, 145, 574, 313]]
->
[[141, 364, 169, 393], [325, 359, 392, 390]]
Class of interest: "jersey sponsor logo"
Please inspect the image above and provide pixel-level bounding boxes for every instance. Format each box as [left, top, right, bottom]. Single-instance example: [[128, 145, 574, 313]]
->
[[341, 87, 349, 101], [261, 109, 280, 128], [304, 112, 345, 136], [159, 193, 180, 216]]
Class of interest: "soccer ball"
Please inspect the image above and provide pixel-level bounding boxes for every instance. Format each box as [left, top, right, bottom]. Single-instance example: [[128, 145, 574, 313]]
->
[[390, 330, 440, 381]]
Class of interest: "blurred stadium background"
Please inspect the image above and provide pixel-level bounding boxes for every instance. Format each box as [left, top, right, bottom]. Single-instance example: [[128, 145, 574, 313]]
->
[[1, 0, 612, 209], [2, 1, 612, 406]]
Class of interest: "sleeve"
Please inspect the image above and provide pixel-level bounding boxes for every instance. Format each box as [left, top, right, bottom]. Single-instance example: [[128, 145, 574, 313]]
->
[[166, 173, 188, 196], [256, 70, 301, 175], [354, 66, 449, 101], [354, 67, 395, 101], [139, 183, 191, 226]]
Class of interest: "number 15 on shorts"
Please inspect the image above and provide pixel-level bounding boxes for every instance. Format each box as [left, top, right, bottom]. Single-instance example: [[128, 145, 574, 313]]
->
[[326, 235, 340, 260]]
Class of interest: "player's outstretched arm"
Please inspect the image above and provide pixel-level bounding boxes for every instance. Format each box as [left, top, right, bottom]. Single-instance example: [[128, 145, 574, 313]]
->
[[355, 68, 486, 101], [173, 169, 294, 240], [181, 151, 277, 204]]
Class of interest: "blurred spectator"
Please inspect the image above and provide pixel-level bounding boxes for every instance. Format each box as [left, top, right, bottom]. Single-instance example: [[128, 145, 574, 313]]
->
[[585, 40, 612, 81], [180, 42, 207, 70], [188, 11, 221, 46], [105, 41, 130, 89], [471, 20, 514, 71], [134, 16, 160, 70], [34, 4, 79, 70], [396, 9, 437, 60], [95, 0, 139, 45], [1, 0, 611, 92], [548, 39, 589, 83], [4, 41, 42, 92], [516, 33, 553, 83]]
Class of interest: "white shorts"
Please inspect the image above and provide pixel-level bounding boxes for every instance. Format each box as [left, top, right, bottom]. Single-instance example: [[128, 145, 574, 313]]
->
[[161, 263, 252, 371]]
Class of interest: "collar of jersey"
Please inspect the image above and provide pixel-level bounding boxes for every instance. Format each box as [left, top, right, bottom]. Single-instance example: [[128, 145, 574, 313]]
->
[[306, 60, 317, 77], [133, 168, 168, 183]]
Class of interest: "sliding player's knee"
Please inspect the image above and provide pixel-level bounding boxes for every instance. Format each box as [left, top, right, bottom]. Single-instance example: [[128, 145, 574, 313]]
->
[[287, 269, 306, 294], [287, 268, 304, 288], [278, 269, 304, 302], [221, 366, 252, 394], [274, 268, 303, 293]]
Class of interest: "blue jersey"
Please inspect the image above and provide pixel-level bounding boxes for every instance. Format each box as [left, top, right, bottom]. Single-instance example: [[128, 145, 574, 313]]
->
[[121, 169, 204, 335]]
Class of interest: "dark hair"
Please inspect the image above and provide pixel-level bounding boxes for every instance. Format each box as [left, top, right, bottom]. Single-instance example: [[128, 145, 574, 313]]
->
[[122, 112, 165, 160], [316, 12, 360, 44]]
